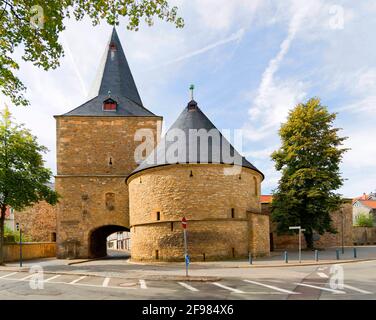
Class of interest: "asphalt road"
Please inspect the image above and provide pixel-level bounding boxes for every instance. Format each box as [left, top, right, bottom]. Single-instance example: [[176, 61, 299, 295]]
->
[[0, 259, 375, 300]]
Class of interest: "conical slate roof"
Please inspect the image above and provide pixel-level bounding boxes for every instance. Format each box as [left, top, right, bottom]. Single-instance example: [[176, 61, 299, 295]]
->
[[128, 100, 264, 179], [63, 28, 156, 117]]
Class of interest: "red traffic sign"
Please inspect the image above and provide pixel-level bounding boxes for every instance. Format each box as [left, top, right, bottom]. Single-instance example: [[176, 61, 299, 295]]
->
[[181, 217, 187, 229]]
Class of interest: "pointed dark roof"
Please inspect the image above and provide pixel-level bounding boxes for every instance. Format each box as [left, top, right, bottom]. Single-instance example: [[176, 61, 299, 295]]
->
[[61, 28, 157, 117], [128, 100, 264, 179]]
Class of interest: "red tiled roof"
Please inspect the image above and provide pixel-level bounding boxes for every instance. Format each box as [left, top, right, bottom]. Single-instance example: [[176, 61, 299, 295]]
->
[[353, 193, 369, 203], [359, 200, 376, 209], [260, 195, 273, 203]]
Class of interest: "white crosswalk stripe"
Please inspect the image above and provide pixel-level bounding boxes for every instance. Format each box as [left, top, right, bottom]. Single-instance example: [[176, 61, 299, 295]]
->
[[213, 282, 245, 294], [69, 276, 86, 284], [294, 282, 346, 294], [317, 272, 329, 278], [0, 272, 18, 279], [19, 274, 34, 281], [178, 282, 199, 292], [44, 275, 61, 282], [102, 277, 110, 287], [343, 284, 372, 294], [243, 280, 299, 294]]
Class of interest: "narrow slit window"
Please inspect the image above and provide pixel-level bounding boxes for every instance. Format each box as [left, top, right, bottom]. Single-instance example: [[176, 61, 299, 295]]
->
[[156, 212, 160, 221], [231, 208, 235, 218], [155, 250, 159, 260]]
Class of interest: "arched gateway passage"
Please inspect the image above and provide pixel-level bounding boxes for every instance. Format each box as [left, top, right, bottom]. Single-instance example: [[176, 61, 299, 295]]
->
[[89, 225, 129, 258]]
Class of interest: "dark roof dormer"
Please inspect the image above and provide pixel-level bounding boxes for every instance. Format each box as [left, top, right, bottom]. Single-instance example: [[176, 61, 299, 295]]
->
[[187, 100, 198, 111], [103, 97, 117, 111]]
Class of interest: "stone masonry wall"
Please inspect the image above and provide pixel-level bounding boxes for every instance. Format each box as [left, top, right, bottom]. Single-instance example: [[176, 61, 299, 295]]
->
[[128, 164, 266, 261], [249, 212, 270, 256], [14, 201, 57, 242], [264, 202, 353, 249], [55, 116, 161, 258]]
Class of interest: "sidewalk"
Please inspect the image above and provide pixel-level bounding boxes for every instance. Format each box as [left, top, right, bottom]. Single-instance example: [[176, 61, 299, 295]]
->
[[1, 246, 375, 280]]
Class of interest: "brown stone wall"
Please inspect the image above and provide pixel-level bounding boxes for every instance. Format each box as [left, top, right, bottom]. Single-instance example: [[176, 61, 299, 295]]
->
[[264, 202, 353, 249], [55, 116, 161, 175], [131, 221, 249, 262], [55, 116, 161, 258], [128, 164, 266, 261], [3, 243, 56, 262], [353, 227, 376, 245], [14, 201, 57, 242], [55, 176, 130, 258], [249, 212, 270, 256]]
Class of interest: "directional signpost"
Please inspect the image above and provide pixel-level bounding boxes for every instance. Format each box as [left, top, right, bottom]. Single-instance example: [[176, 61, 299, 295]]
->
[[181, 217, 189, 277], [289, 226, 306, 263]]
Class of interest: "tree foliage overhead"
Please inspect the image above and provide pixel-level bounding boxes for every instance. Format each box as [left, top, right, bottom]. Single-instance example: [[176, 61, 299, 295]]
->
[[0, 106, 58, 264], [271, 98, 348, 249], [0, 0, 184, 106]]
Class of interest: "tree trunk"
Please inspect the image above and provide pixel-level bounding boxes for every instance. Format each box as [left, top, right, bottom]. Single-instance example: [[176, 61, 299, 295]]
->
[[0, 206, 5, 265], [304, 230, 314, 250]]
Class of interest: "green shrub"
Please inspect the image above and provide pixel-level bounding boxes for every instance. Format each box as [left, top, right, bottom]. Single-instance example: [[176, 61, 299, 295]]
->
[[355, 213, 374, 227], [4, 225, 32, 243]]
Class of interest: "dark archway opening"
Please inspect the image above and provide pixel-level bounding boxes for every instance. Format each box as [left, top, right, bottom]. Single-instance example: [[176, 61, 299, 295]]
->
[[89, 225, 129, 258]]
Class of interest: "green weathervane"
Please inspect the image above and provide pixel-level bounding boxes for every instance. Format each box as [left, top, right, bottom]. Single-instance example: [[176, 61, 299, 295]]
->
[[189, 84, 194, 100]]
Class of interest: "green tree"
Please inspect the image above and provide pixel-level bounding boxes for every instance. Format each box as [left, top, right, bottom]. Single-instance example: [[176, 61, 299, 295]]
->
[[355, 213, 374, 227], [0, 0, 184, 106], [271, 98, 348, 249], [0, 106, 58, 265]]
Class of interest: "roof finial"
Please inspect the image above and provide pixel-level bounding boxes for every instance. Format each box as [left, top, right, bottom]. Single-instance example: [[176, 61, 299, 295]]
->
[[108, 90, 111, 97], [189, 84, 195, 101]]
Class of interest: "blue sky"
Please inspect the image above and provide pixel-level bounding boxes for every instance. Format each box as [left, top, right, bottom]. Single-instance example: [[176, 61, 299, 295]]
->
[[1, 0, 376, 198]]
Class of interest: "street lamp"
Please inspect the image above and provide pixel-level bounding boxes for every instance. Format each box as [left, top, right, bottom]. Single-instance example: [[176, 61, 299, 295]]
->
[[289, 226, 306, 263]]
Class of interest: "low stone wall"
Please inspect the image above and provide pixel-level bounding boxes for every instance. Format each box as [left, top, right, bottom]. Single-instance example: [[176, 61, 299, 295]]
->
[[3, 242, 56, 262], [353, 227, 376, 245], [264, 202, 353, 250]]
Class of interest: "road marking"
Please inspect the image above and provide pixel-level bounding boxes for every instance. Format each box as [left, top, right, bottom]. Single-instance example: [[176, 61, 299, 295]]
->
[[139, 279, 147, 289], [20, 274, 35, 281], [317, 272, 329, 278], [44, 275, 61, 282], [0, 272, 18, 279], [243, 280, 299, 294], [343, 284, 372, 294], [318, 267, 327, 271], [213, 282, 245, 294], [178, 282, 199, 292], [294, 282, 346, 294], [102, 277, 110, 287], [69, 276, 86, 284]]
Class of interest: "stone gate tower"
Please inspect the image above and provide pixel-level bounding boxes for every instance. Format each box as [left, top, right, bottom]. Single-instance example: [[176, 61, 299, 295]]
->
[[55, 28, 161, 259]]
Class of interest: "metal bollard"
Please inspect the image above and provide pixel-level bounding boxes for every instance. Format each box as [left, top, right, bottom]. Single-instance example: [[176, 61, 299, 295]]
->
[[353, 247, 357, 258], [249, 252, 253, 264], [336, 249, 340, 260], [315, 250, 319, 262], [284, 251, 288, 263]]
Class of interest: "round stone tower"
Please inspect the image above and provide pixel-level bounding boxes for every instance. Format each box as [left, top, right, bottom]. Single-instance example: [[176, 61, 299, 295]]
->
[[127, 99, 268, 262]]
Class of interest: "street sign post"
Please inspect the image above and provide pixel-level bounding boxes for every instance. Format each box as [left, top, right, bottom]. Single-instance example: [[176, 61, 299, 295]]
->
[[181, 217, 189, 277], [289, 226, 305, 263], [16, 223, 22, 267]]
